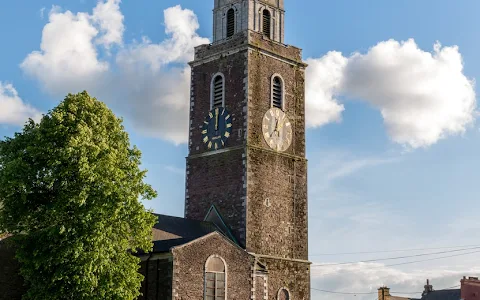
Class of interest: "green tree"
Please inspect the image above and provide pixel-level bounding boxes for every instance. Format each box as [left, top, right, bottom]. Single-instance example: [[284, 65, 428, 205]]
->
[[0, 92, 157, 300]]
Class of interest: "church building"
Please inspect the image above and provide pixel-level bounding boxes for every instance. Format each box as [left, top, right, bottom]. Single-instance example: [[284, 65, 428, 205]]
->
[[139, 0, 311, 299], [0, 1, 311, 299]]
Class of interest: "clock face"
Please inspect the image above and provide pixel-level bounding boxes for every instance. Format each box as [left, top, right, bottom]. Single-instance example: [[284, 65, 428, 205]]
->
[[202, 107, 233, 150], [262, 108, 292, 152]]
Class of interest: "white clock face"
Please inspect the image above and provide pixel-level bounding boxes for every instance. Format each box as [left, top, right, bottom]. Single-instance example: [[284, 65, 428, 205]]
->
[[262, 108, 292, 152]]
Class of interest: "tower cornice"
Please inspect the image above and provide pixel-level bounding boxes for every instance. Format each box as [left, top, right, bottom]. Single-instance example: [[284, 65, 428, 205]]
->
[[190, 31, 307, 68]]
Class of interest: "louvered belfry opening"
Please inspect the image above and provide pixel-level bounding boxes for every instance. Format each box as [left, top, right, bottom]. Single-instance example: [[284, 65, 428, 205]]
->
[[272, 76, 283, 109], [213, 75, 224, 108], [226, 9, 235, 38], [263, 9, 271, 38]]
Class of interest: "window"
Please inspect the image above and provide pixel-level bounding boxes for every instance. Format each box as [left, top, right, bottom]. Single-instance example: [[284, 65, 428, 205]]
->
[[262, 9, 271, 38], [226, 8, 235, 38], [205, 256, 227, 300], [271, 75, 284, 110], [211, 73, 225, 109], [277, 288, 290, 300]]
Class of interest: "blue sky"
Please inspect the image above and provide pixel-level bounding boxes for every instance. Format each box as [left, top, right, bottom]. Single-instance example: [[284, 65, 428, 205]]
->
[[1, 0, 479, 299]]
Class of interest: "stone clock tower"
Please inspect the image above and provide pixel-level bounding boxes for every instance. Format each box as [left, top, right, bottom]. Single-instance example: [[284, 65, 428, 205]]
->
[[185, 0, 310, 298]]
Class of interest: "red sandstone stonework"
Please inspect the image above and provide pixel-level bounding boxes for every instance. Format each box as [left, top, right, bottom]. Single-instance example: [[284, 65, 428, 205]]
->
[[462, 277, 480, 300]]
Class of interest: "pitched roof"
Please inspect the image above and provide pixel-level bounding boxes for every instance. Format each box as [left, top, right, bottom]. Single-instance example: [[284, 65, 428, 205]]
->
[[204, 205, 238, 245], [150, 214, 219, 253], [420, 289, 461, 300]]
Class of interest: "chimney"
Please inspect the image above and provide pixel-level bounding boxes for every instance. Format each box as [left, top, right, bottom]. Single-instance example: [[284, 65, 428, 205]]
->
[[461, 276, 480, 300], [423, 279, 434, 296], [378, 286, 391, 300]]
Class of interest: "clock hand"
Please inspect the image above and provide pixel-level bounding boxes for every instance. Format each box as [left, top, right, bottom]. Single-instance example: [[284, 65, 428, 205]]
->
[[270, 119, 279, 137], [215, 109, 219, 131]]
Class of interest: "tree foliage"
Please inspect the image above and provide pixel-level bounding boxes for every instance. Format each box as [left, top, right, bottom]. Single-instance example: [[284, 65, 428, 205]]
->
[[0, 92, 157, 300]]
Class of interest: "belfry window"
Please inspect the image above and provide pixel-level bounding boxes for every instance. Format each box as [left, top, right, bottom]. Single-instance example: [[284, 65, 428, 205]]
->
[[205, 256, 227, 300], [262, 9, 271, 38], [226, 8, 235, 38], [271, 75, 284, 110], [211, 73, 225, 109]]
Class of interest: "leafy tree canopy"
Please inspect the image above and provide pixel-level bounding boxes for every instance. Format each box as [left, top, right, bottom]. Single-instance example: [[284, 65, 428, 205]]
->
[[0, 92, 157, 300]]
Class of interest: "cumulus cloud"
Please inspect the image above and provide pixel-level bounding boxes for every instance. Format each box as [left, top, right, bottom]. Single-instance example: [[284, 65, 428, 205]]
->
[[21, 1, 207, 144], [23, 1, 475, 147], [91, 0, 124, 48], [305, 52, 347, 128], [114, 6, 208, 143], [311, 262, 480, 300], [0, 82, 42, 125], [21, 4, 109, 95], [307, 39, 477, 148]]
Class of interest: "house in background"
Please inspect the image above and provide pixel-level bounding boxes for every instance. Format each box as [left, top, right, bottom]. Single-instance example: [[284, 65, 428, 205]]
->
[[461, 277, 480, 300], [379, 277, 480, 300], [378, 286, 418, 300]]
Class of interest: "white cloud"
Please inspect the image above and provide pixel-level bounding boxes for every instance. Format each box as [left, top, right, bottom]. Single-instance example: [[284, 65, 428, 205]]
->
[[25, 3, 476, 148], [21, 2, 208, 144], [114, 5, 208, 143], [305, 52, 347, 128], [0, 82, 42, 125], [21, 5, 108, 95], [307, 39, 477, 149], [311, 262, 480, 300], [92, 0, 124, 48]]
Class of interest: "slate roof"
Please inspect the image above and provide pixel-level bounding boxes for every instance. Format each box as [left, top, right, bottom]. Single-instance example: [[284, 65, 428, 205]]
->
[[150, 214, 221, 253], [420, 289, 461, 300]]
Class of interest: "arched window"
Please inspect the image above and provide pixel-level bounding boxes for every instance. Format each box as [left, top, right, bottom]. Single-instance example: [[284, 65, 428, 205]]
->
[[211, 73, 225, 109], [205, 256, 227, 300], [262, 9, 271, 38], [271, 74, 284, 110], [226, 8, 235, 38], [277, 288, 290, 300]]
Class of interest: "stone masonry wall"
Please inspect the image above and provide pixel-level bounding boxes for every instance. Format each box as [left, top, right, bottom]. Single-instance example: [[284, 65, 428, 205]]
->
[[246, 148, 308, 260], [186, 18, 310, 298], [171, 233, 253, 300], [186, 35, 249, 245], [245, 32, 308, 260], [247, 43, 306, 156], [261, 257, 310, 300], [188, 47, 247, 155], [185, 149, 247, 245]]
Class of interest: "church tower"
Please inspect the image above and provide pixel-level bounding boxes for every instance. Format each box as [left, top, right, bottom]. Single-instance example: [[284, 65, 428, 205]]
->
[[185, 0, 310, 298]]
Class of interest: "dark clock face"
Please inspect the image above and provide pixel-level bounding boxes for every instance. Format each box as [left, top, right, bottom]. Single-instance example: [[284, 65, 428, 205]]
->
[[202, 107, 233, 150]]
